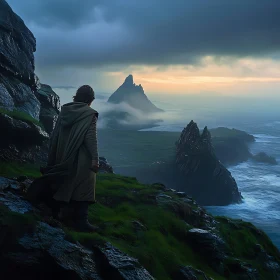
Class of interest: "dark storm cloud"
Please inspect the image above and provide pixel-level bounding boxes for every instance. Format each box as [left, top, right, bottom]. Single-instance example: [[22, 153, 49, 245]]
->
[[6, 0, 280, 68]]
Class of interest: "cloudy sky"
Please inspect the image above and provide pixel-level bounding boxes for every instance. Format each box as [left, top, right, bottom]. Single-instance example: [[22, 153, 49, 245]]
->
[[7, 0, 280, 95]]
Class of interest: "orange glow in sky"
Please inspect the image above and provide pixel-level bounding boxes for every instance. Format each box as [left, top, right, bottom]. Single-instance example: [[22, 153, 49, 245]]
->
[[106, 57, 280, 95]]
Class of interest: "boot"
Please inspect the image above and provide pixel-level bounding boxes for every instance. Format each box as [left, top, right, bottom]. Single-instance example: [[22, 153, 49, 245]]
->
[[72, 201, 98, 232], [45, 197, 61, 220]]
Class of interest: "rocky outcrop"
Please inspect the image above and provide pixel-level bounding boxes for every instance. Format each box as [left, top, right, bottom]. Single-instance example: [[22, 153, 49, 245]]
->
[[252, 152, 277, 165], [175, 121, 242, 205], [0, 112, 49, 163], [108, 75, 163, 113], [0, 0, 53, 164], [0, 0, 40, 119], [213, 137, 251, 166], [35, 83, 60, 134], [0, 176, 154, 280], [99, 157, 114, 173]]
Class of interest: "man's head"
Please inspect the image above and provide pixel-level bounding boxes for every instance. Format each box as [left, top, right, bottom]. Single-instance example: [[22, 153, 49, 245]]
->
[[73, 85, 95, 105]]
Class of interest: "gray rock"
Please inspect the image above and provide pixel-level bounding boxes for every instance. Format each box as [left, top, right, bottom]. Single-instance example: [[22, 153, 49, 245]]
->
[[94, 243, 154, 280], [0, 191, 34, 214], [35, 83, 60, 133], [0, 177, 15, 191], [0, 0, 40, 119], [187, 228, 226, 272], [178, 265, 213, 280], [0, 113, 49, 147], [11, 222, 102, 280], [176, 191, 187, 197]]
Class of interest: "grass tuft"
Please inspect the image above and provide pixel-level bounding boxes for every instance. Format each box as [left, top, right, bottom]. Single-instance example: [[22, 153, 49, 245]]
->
[[0, 108, 44, 128]]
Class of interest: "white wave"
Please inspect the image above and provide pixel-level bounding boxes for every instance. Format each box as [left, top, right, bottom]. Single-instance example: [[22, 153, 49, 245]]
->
[[253, 134, 280, 143]]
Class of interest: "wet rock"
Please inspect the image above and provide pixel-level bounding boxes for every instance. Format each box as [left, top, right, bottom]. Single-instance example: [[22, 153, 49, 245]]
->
[[94, 243, 154, 280], [0, 191, 34, 214], [0, 113, 49, 146], [187, 228, 226, 271], [254, 244, 280, 277], [2, 222, 102, 280], [225, 258, 259, 280], [0, 177, 15, 191], [175, 120, 242, 206], [157, 193, 173, 200], [177, 265, 213, 280], [176, 191, 187, 197], [35, 83, 60, 134], [0, 1, 40, 118]]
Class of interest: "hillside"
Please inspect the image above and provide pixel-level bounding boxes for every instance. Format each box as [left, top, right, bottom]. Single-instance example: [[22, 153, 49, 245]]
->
[[1, 167, 280, 279]]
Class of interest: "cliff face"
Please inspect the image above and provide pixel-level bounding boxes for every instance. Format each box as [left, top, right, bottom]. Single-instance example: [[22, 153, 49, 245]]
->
[[0, 0, 40, 119], [108, 75, 163, 113], [0, 1, 62, 164], [35, 84, 60, 134], [176, 120, 242, 205]]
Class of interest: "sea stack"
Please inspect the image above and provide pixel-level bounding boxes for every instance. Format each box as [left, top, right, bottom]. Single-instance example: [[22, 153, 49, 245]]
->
[[175, 120, 242, 206]]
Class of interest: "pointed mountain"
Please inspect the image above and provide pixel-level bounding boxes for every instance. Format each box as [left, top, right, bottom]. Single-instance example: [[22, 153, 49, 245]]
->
[[108, 75, 163, 113]]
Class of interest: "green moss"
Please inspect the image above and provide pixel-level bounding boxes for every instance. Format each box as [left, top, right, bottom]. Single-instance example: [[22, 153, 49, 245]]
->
[[0, 108, 44, 128], [0, 162, 41, 178]]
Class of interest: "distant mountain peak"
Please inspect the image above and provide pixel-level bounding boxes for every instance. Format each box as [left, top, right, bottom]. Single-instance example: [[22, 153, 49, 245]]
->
[[124, 74, 134, 85], [107, 75, 163, 113]]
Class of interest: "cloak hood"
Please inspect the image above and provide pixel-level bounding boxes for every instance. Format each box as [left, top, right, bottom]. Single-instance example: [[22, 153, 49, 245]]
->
[[59, 102, 98, 127]]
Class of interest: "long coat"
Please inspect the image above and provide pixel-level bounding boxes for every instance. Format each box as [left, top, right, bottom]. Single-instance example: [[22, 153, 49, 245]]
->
[[27, 102, 99, 203]]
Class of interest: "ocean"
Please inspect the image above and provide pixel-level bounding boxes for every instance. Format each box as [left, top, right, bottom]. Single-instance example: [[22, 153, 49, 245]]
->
[[56, 88, 280, 248]]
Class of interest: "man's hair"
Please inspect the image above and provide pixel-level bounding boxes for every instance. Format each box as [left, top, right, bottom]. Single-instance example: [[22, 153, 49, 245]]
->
[[73, 85, 95, 104]]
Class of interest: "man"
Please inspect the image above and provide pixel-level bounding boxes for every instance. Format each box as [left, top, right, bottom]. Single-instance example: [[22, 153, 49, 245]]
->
[[27, 85, 99, 232]]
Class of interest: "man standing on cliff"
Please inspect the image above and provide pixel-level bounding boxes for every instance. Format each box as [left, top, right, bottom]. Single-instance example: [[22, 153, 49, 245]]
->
[[27, 85, 99, 232]]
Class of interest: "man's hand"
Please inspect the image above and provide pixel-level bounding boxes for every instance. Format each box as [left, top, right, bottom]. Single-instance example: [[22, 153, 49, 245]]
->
[[90, 160, 99, 173]]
